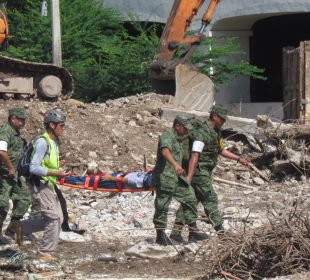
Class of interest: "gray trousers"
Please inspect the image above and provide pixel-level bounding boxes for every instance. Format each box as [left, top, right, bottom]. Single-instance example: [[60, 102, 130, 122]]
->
[[21, 181, 63, 256]]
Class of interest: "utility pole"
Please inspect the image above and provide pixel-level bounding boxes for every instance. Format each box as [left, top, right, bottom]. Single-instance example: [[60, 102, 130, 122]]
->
[[51, 0, 62, 66]]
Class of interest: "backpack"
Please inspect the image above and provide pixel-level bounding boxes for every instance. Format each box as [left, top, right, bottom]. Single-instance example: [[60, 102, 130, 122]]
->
[[17, 135, 48, 177]]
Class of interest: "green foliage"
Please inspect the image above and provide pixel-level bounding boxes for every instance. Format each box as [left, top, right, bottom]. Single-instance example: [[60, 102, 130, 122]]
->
[[191, 37, 266, 90], [6, 1, 52, 62], [3, 1, 264, 101], [4, 0, 158, 102], [73, 23, 159, 102]]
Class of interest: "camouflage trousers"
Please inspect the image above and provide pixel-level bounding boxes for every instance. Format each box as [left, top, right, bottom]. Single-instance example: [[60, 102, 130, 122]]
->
[[153, 179, 197, 229], [174, 170, 223, 231], [0, 175, 32, 229]]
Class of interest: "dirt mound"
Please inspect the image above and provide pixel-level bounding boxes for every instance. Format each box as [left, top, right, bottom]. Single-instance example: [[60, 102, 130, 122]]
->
[[0, 93, 170, 174]]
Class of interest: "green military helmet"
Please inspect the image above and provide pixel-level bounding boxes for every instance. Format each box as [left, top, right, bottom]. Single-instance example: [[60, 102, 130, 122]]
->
[[210, 104, 228, 121], [44, 109, 66, 124], [174, 114, 194, 130], [9, 107, 27, 119]]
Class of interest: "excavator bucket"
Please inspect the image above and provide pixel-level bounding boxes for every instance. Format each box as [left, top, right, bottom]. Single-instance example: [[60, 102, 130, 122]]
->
[[173, 63, 215, 111]]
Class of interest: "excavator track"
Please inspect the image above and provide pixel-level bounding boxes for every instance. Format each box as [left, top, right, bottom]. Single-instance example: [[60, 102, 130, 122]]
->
[[0, 54, 74, 100]]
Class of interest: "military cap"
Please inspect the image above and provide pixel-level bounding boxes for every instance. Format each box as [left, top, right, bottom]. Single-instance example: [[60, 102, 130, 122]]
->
[[174, 114, 194, 130], [210, 105, 228, 120], [9, 107, 27, 119]]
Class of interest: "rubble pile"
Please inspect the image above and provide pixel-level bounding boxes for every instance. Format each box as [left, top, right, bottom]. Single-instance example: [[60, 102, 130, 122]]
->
[[0, 95, 310, 279], [253, 115, 310, 180], [206, 201, 310, 279]]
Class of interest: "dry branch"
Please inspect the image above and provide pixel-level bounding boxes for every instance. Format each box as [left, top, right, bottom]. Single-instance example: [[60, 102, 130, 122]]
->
[[206, 201, 310, 279], [213, 177, 254, 190]]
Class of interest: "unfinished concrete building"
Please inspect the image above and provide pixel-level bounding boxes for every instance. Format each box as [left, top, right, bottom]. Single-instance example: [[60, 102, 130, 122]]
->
[[101, 0, 310, 122]]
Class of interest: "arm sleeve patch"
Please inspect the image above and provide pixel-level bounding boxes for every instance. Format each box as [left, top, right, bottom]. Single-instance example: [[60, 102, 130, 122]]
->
[[219, 138, 225, 151], [192, 141, 205, 153], [0, 141, 8, 151]]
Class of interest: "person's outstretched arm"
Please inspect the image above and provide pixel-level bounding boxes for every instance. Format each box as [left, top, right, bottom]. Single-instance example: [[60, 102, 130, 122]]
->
[[221, 149, 250, 166]]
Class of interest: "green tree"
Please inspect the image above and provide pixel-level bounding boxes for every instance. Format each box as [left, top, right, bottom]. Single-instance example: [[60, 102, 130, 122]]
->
[[191, 37, 266, 90], [4, 1, 264, 101], [5, 0, 158, 102]]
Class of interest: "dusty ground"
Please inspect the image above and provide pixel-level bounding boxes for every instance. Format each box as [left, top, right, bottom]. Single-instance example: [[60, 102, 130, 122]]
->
[[0, 95, 310, 279]]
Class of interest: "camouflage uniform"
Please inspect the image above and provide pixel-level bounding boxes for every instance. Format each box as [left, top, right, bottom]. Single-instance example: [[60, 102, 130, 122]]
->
[[152, 128, 197, 229], [0, 108, 31, 234], [190, 121, 224, 229], [174, 107, 227, 231]]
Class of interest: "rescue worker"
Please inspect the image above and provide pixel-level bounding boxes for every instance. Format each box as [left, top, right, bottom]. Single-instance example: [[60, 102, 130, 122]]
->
[[170, 105, 249, 243], [152, 115, 207, 245], [13, 109, 69, 261], [0, 107, 31, 243]]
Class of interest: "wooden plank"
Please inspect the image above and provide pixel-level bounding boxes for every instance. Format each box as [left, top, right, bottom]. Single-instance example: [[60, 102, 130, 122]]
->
[[304, 41, 310, 124], [300, 41, 305, 123], [286, 46, 303, 121], [295, 46, 301, 120], [282, 47, 289, 120], [283, 47, 294, 120]]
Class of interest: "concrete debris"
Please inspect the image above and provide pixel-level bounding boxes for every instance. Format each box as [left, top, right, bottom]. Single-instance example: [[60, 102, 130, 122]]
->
[[28, 272, 66, 280], [125, 242, 179, 259], [97, 254, 118, 262], [223, 207, 240, 215], [246, 135, 262, 152], [184, 242, 200, 254], [253, 177, 265, 185], [59, 231, 89, 242], [1, 93, 310, 279]]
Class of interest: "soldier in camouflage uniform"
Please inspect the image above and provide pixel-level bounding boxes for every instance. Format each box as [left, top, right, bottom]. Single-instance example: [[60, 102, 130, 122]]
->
[[170, 105, 249, 243], [152, 115, 207, 245], [0, 108, 31, 242]]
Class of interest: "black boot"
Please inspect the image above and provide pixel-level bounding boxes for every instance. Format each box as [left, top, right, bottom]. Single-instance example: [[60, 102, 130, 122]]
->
[[155, 229, 173, 246], [170, 222, 187, 244], [188, 223, 208, 243], [170, 233, 187, 244], [61, 221, 71, 232]]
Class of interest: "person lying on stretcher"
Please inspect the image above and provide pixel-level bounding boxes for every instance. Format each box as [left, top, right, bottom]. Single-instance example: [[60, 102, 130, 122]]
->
[[62, 171, 153, 189]]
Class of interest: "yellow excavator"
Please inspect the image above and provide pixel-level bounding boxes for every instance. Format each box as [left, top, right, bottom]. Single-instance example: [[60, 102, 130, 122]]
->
[[0, 4, 73, 100]]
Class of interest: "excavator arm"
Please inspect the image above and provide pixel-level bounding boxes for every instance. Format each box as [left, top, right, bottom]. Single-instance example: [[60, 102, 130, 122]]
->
[[0, 4, 10, 50], [151, 0, 220, 80]]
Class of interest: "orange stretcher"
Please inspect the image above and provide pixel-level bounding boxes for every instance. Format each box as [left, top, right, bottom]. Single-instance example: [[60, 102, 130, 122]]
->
[[57, 175, 155, 193]]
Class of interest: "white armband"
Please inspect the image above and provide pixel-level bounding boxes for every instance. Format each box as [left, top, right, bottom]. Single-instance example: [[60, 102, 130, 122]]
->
[[0, 141, 8, 152], [192, 141, 205, 153]]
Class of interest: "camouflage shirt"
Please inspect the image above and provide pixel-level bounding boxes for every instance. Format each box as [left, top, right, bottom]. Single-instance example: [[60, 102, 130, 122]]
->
[[0, 122, 25, 173], [152, 128, 184, 189], [191, 121, 223, 174]]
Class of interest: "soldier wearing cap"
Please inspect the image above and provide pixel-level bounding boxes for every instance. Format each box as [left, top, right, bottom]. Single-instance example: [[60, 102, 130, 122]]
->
[[0, 107, 31, 243], [152, 115, 207, 245], [170, 105, 249, 242]]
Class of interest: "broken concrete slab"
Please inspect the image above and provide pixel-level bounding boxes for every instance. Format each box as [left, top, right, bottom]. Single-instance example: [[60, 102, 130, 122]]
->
[[59, 231, 90, 242], [160, 105, 261, 134], [125, 241, 180, 259]]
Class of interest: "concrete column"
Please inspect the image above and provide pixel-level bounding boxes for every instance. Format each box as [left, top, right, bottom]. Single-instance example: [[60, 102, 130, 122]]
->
[[51, 0, 62, 67]]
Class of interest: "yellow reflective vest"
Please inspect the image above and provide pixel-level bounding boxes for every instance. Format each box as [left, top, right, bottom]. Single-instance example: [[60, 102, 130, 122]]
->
[[40, 132, 59, 187]]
